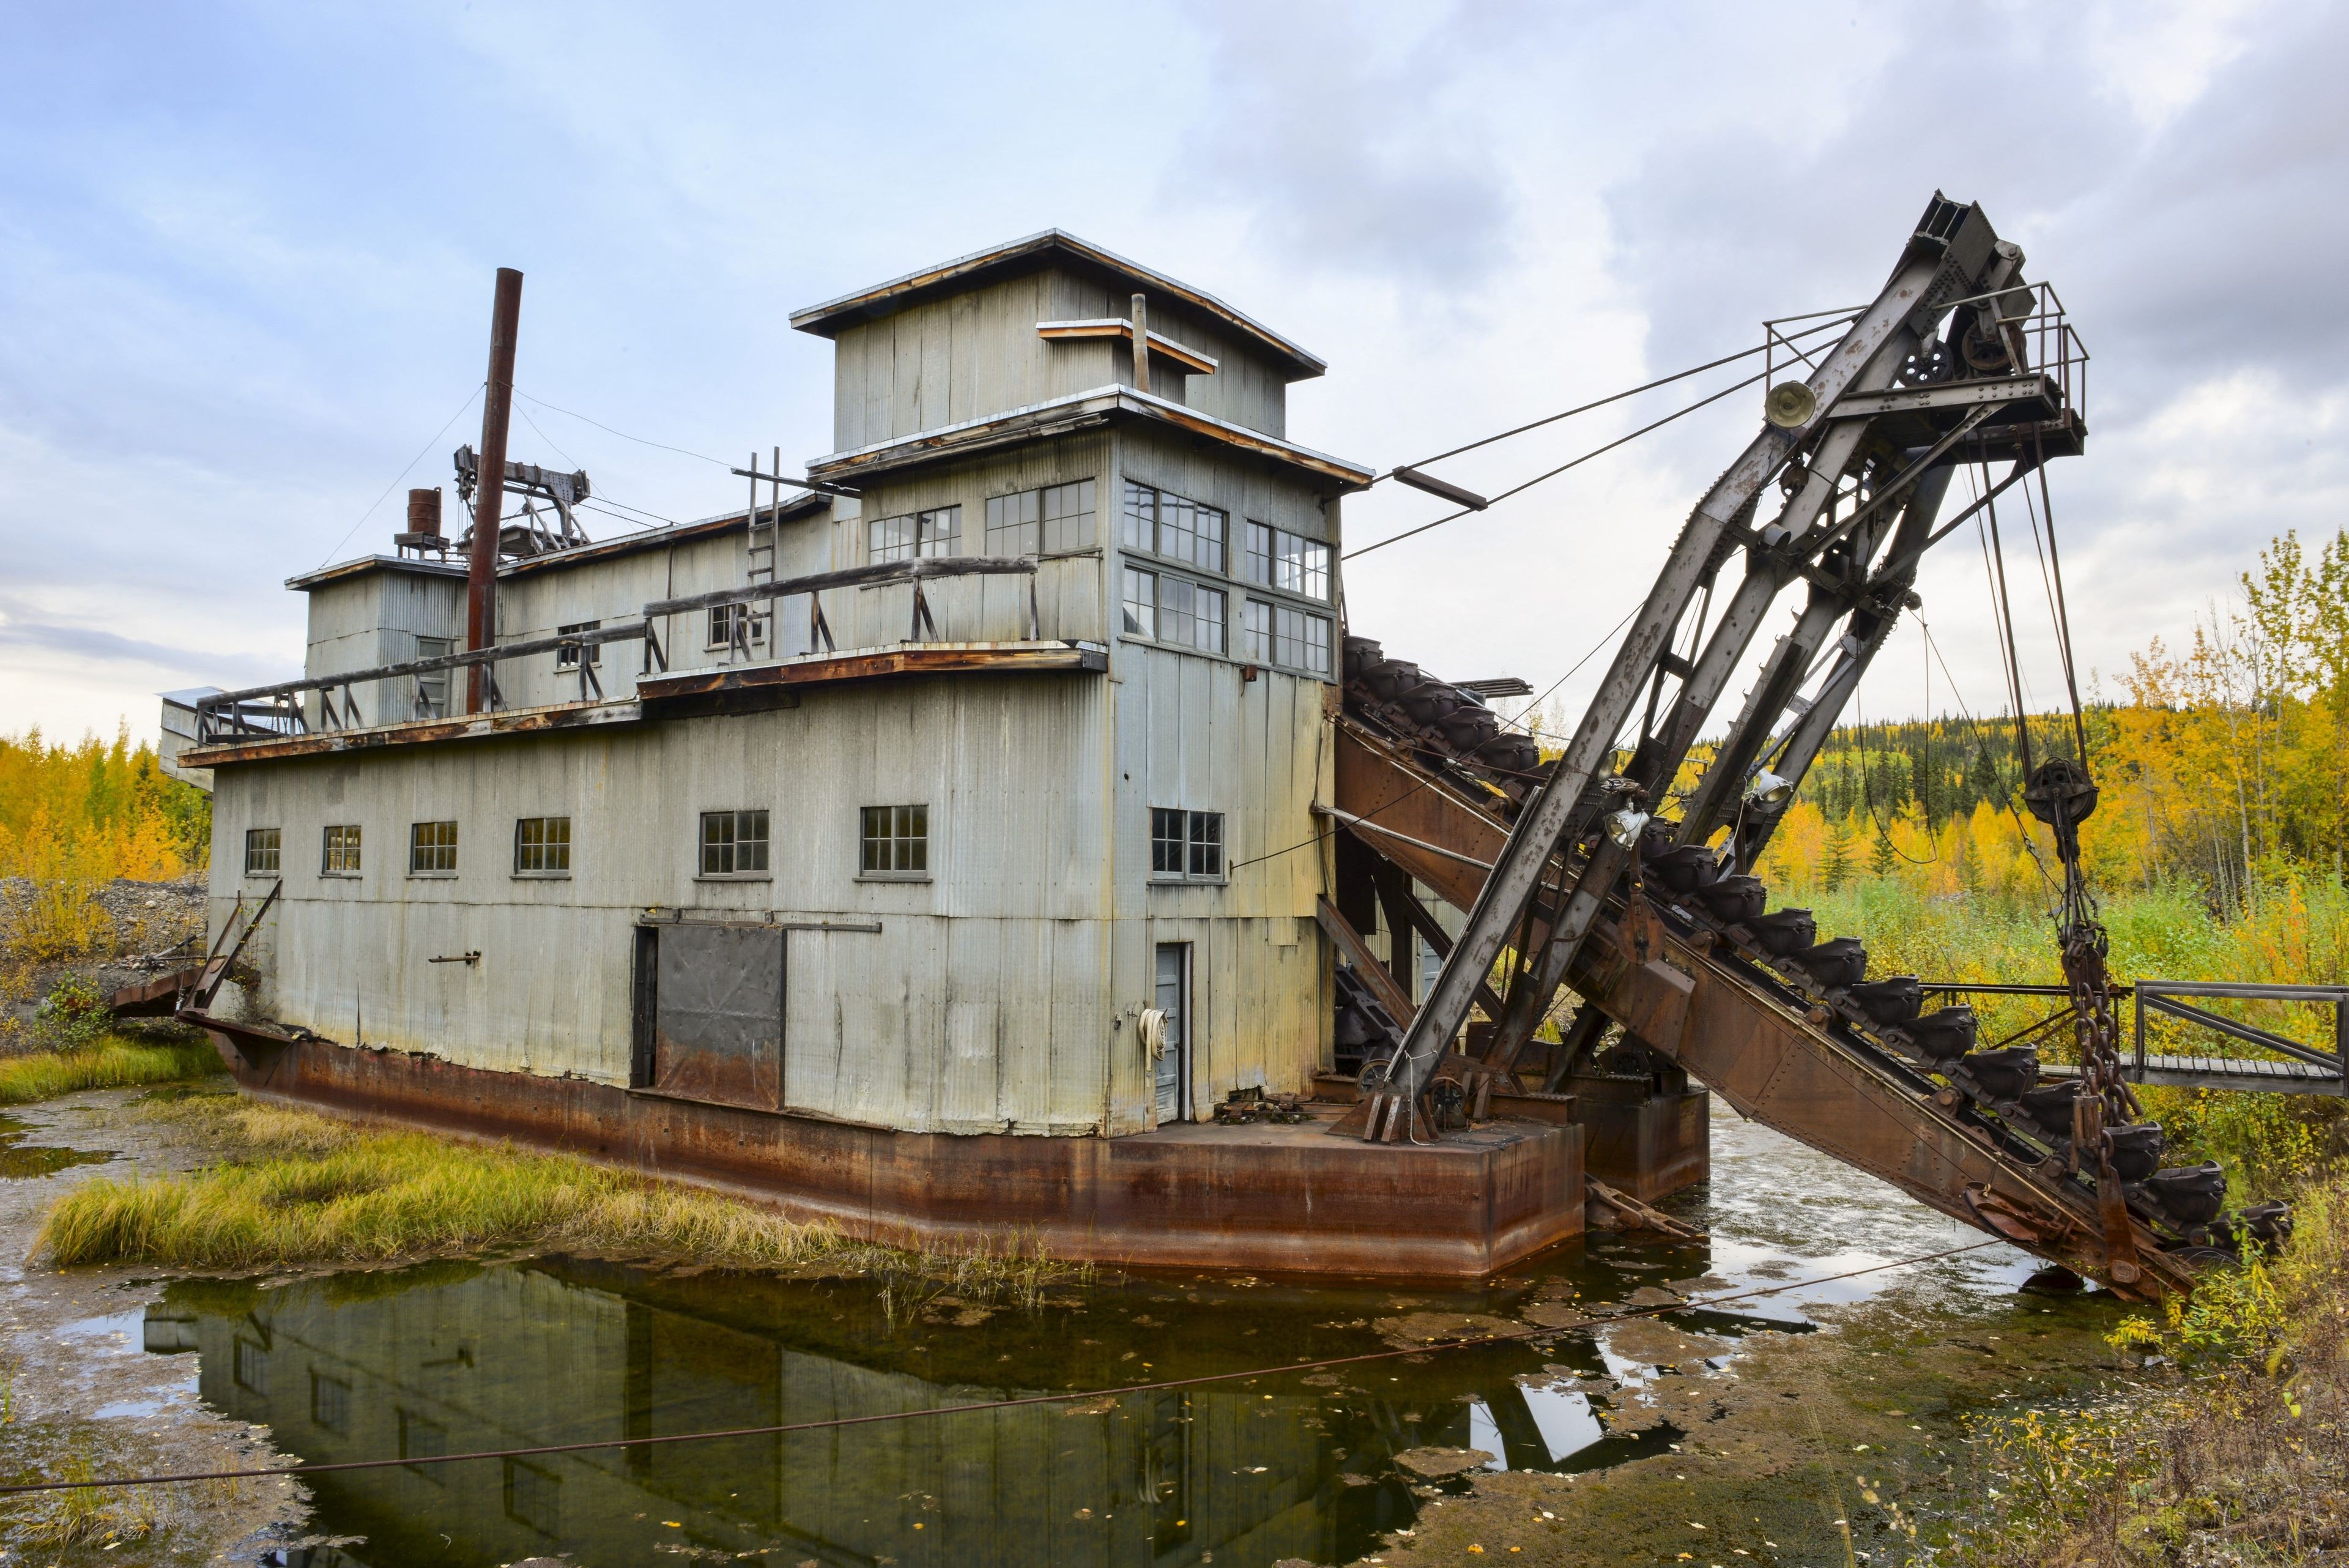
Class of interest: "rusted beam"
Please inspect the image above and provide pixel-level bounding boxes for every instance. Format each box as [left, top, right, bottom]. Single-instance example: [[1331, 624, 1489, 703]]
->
[[467, 267, 522, 714], [1315, 896, 1415, 1027]]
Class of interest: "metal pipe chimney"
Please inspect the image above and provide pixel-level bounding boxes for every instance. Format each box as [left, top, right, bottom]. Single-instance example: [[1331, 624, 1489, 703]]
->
[[467, 267, 523, 713]]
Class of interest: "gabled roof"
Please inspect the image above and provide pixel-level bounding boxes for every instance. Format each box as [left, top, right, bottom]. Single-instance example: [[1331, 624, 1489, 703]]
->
[[789, 230, 1327, 382]]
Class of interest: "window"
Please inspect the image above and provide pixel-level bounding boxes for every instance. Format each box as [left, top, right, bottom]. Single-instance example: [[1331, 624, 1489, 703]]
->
[[399, 1409, 448, 1482], [1121, 481, 1224, 572], [1242, 600, 1272, 663], [1151, 808, 1225, 882], [504, 1457, 562, 1537], [243, 827, 281, 877], [1124, 571, 1225, 652], [310, 1369, 351, 1433], [1246, 600, 1332, 675], [699, 809, 770, 876], [232, 1337, 269, 1395], [860, 804, 929, 877], [1121, 567, 1157, 639], [1158, 577, 1226, 653], [408, 820, 458, 876], [985, 478, 1096, 555], [321, 824, 362, 876], [1275, 604, 1333, 675], [869, 505, 960, 563], [555, 620, 601, 668], [415, 636, 453, 718], [1242, 521, 1330, 600], [707, 602, 765, 650], [514, 816, 571, 876]]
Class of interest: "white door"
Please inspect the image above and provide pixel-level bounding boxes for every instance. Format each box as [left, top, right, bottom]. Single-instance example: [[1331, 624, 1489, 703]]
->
[[1154, 943, 1189, 1123]]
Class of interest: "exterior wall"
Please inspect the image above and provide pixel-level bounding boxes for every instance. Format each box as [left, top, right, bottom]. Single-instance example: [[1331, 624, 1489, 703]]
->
[[828, 264, 1289, 454], [299, 567, 464, 727]]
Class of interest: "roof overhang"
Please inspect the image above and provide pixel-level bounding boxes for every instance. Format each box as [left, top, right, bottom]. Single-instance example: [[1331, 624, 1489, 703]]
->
[[804, 385, 1374, 493], [790, 230, 1327, 382]]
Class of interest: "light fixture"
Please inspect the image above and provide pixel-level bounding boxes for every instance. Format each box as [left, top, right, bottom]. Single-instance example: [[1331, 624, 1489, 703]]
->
[[1603, 809, 1650, 849], [1744, 770, 1794, 808]]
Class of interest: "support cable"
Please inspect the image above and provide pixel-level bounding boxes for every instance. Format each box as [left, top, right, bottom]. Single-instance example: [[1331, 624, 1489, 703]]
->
[[314, 383, 484, 567], [0, 1239, 2002, 1498]]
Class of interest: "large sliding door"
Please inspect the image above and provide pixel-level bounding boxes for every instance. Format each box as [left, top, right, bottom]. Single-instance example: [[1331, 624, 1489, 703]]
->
[[635, 924, 785, 1110]]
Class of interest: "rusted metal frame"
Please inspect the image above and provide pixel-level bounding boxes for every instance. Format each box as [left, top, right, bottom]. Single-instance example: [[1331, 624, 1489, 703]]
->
[[1981, 1003, 2079, 1054], [1410, 237, 1991, 1101], [1798, 404, 1995, 567], [1825, 375, 2058, 420], [1871, 460, 2034, 585], [1730, 475, 1954, 864], [1368, 858, 1508, 1026], [1539, 1004, 1611, 1092], [193, 879, 280, 1009], [1315, 896, 1416, 1027]]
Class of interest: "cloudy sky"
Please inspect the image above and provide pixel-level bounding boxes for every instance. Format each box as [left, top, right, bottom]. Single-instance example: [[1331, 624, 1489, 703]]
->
[[4, 0, 2342, 745]]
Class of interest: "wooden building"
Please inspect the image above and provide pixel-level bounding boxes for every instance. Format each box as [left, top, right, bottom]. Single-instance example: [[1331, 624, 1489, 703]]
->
[[180, 233, 1603, 1274]]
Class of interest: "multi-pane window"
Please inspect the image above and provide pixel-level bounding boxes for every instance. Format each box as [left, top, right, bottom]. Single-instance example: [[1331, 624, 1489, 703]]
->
[[321, 824, 362, 876], [869, 505, 961, 563], [1121, 567, 1158, 640], [1122, 569, 1224, 652], [415, 636, 453, 718], [985, 478, 1096, 556], [1244, 600, 1334, 676], [514, 816, 571, 876], [1151, 808, 1225, 882], [860, 804, 929, 877], [699, 809, 770, 876], [707, 602, 764, 649], [399, 1409, 448, 1482], [504, 1457, 562, 1537], [408, 820, 458, 875], [311, 1370, 351, 1433], [1243, 522, 1330, 600], [1121, 481, 1225, 572], [554, 620, 601, 668], [243, 827, 281, 876]]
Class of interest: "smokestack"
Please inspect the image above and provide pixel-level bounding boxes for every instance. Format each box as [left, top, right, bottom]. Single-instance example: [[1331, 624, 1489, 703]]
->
[[406, 487, 442, 543], [466, 267, 523, 713]]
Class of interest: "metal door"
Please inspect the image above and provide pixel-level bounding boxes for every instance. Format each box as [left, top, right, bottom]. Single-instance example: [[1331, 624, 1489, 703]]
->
[[644, 924, 784, 1109], [1154, 943, 1189, 1123]]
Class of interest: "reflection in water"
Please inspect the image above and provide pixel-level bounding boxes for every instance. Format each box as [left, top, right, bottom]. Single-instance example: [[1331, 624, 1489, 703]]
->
[[0, 1112, 112, 1179], [143, 1104, 2066, 1567]]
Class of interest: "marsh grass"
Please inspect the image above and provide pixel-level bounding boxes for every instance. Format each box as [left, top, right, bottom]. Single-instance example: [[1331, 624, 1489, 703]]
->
[[0, 1034, 224, 1105], [35, 1098, 1094, 1306], [1948, 1175, 2349, 1564]]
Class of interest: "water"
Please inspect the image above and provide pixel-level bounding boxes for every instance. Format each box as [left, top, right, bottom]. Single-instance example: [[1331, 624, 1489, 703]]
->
[[138, 1107, 2115, 1567], [0, 1110, 113, 1179]]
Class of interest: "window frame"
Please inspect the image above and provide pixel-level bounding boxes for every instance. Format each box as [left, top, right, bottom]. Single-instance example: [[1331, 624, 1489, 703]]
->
[[513, 816, 573, 879], [1149, 808, 1227, 885], [1243, 520, 1330, 601], [1121, 480, 1226, 574], [243, 827, 281, 878], [858, 803, 931, 882], [984, 477, 1097, 557], [1121, 567, 1226, 653], [869, 505, 962, 564], [320, 823, 363, 878], [407, 820, 459, 878], [705, 601, 766, 651], [1244, 598, 1334, 677], [697, 809, 771, 879], [554, 620, 602, 669]]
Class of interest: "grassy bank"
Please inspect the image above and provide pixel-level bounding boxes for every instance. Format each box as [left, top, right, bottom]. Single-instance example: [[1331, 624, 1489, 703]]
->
[[1948, 1172, 2347, 1564], [35, 1096, 1089, 1304], [0, 1035, 225, 1106]]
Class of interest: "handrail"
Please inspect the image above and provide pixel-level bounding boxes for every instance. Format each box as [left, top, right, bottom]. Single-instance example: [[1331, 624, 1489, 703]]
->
[[195, 554, 1053, 745]]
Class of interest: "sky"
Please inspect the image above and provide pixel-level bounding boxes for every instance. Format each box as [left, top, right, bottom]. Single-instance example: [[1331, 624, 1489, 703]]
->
[[3, 0, 2343, 747]]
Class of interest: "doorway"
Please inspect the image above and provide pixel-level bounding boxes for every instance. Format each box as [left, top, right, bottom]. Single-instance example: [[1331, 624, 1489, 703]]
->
[[1153, 942, 1189, 1124]]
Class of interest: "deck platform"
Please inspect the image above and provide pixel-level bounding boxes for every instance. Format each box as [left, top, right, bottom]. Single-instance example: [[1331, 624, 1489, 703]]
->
[[201, 1022, 1586, 1277]]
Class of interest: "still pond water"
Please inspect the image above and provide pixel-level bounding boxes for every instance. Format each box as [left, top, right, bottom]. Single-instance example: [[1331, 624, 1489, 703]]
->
[[135, 1108, 2110, 1567]]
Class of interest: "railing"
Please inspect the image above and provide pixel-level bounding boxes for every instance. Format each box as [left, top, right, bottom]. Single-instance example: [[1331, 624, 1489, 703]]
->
[[1918, 978, 2348, 1092], [195, 555, 1048, 746]]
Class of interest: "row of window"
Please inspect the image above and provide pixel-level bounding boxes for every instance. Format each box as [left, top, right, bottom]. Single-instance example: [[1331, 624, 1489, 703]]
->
[[245, 804, 1223, 882], [1121, 569, 1334, 675]]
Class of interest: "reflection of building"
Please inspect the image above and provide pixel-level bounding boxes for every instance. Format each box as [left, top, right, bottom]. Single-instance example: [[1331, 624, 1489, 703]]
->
[[154, 1263, 1349, 1567]]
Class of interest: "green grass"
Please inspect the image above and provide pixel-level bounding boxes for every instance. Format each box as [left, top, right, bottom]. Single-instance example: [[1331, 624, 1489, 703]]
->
[[33, 1098, 1091, 1308], [0, 1035, 225, 1105]]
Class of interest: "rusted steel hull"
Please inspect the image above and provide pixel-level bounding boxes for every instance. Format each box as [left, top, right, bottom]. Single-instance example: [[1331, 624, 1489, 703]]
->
[[108, 967, 202, 1019], [1560, 1076, 1710, 1203], [215, 1030, 1585, 1277]]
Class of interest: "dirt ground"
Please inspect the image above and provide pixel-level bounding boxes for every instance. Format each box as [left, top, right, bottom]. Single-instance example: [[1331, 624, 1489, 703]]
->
[[0, 879, 208, 1042], [0, 1087, 315, 1564]]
